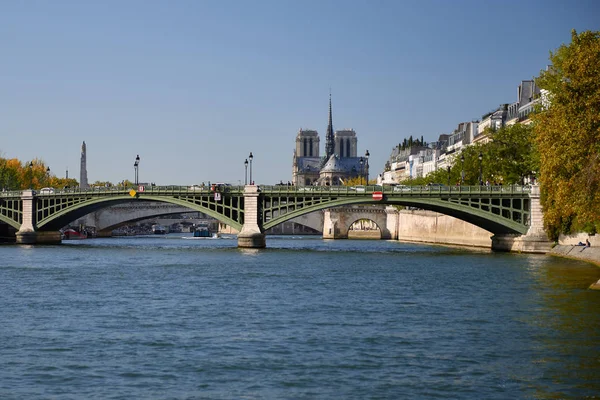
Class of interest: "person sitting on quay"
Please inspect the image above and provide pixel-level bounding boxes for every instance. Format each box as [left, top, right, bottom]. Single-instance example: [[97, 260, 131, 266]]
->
[[579, 238, 591, 252]]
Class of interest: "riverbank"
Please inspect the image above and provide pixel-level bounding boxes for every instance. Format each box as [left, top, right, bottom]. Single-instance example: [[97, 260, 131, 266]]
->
[[550, 245, 600, 267], [549, 245, 600, 289]]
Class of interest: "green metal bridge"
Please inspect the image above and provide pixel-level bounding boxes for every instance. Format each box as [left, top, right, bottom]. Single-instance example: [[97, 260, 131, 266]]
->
[[1, 184, 536, 247]]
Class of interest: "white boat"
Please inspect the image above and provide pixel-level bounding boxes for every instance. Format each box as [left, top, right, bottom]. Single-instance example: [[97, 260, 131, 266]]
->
[[152, 224, 168, 234]]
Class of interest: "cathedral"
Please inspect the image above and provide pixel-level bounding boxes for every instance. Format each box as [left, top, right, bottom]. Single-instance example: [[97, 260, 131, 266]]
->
[[292, 96, 368, 186]]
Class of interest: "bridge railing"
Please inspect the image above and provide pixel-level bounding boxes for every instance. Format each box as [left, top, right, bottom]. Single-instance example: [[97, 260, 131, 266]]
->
[[260, 184, 532, 195], [6, 184, 532, 197], [0, 190, 24, 197], [28, 185, 247, 196]]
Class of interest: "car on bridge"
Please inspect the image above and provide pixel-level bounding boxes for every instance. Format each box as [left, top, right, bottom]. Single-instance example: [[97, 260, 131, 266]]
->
[[39, 187, 55, 194]]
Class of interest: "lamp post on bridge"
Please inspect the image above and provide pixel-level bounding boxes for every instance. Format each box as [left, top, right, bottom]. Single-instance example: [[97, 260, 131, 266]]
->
[[244, 159, 248, 185], [29, 161, 33, 189], [365, 150, 370, 184], [46, 166, 50, 186], [460, 154, 465, 185], [447, 165, 451, 186], [478, 151, 483, 186], [359, 157, 364, 185], [134, 155, 140, 186], [248, 152, 253, 185]]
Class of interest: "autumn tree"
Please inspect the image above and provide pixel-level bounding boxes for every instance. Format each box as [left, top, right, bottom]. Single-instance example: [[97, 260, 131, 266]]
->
[[532, 29, 600, 238], [0, 156, 79, 190], [0, 158, 20, 190]]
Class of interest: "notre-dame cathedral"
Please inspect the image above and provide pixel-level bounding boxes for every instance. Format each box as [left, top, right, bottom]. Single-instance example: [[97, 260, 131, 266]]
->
[[292, 95, 368, 186]]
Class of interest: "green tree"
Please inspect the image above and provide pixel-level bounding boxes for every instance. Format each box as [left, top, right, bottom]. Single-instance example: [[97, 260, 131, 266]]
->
[[532, 29, 600, 238], [486, 123, 539, 185]]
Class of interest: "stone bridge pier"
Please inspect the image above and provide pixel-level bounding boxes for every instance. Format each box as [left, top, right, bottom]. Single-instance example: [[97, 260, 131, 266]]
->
[[15, 190, 61, 244], [491, 185, 553, 253], [237, 185, 266, 248], [323, 205, 399, 240]]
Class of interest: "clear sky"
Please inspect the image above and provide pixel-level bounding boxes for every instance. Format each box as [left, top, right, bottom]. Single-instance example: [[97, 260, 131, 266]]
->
[[1, 0, 598, 186]]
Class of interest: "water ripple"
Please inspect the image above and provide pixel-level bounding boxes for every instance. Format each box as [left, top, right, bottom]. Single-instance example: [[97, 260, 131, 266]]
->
[[1, 236, 599, 399]]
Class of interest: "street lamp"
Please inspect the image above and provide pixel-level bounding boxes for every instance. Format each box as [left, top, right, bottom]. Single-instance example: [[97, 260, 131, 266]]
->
[[248, 152, 253, 185], [365, 150, 370, 184], [447, 165, 451, 186], [460, 154, 465, 185], [478, 152, 483, 186], [29, 161, 33, 189], [244, 159, 248, 185], [134, 155, 140, 186], [46, 166, 50, 186], [359, 157, 364, 185]]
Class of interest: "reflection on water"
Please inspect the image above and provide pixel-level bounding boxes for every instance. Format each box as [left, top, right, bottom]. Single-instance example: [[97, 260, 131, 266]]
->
[[522, 256, 600, 397]]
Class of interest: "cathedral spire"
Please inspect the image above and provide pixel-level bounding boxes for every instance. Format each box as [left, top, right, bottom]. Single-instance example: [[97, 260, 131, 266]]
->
[[325, 92, 335, 159]]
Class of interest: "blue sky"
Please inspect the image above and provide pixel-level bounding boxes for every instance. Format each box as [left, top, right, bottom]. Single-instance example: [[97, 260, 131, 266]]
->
[[1, 0, 598, 185]]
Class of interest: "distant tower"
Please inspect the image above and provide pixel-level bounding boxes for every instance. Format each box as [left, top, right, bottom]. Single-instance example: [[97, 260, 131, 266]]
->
[[325, 93, 335, 159], [79, 141, 88, 189]]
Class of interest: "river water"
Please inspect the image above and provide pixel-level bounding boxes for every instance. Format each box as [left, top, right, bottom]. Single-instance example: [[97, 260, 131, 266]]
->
[[1, 235, 599, 399]]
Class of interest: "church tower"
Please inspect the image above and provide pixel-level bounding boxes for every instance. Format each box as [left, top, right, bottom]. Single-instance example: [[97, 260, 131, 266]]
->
[[79, 141, 88, 189], [325, 94, 335, 159]]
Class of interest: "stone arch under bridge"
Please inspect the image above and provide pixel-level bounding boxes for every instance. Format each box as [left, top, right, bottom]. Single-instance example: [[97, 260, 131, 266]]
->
[[323, 206, 398, 239], [80, 202, 207, 235]]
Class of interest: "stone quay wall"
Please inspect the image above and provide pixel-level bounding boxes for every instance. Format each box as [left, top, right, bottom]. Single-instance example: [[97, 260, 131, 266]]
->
[[396, 209, 492, 248]]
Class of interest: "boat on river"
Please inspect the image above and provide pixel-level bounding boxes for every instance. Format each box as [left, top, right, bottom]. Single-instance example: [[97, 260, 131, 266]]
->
[[61, 228, 87, 240], [152, 224, 168, 235], [193, 223, 214, 238]]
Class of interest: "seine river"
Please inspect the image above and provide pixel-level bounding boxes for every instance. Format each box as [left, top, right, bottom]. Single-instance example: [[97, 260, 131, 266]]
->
[[1, 235, 599, 399]]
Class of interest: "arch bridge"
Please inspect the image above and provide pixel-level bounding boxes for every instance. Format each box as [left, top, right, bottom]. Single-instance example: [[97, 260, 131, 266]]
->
[[0, 184, 547, 251]]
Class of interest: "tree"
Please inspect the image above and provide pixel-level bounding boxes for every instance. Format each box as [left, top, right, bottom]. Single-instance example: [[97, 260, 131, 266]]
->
[[532, 29, 600, 238], [91, 180, 114, 188], [344, 177, 364, 187], [0, 155, 79, 190], [486, 123, 539, 185]]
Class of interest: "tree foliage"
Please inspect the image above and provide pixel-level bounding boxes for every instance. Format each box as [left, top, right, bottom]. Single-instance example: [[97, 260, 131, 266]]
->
[[486, 123, 539, 185], [0, 156, 78, 190], [532, 29, 600, 238], [395, 123, 539, 189]]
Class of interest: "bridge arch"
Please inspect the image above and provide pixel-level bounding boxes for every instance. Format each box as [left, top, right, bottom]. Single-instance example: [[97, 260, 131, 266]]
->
[[322, 207, 387, 239], [92, 206, 206, 234], [36, 195, 243, 232], [0, 214, 20, 230], [0, 197, 22, 229], [346, 217, 383, 239], [263, 196, 528, 235]]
